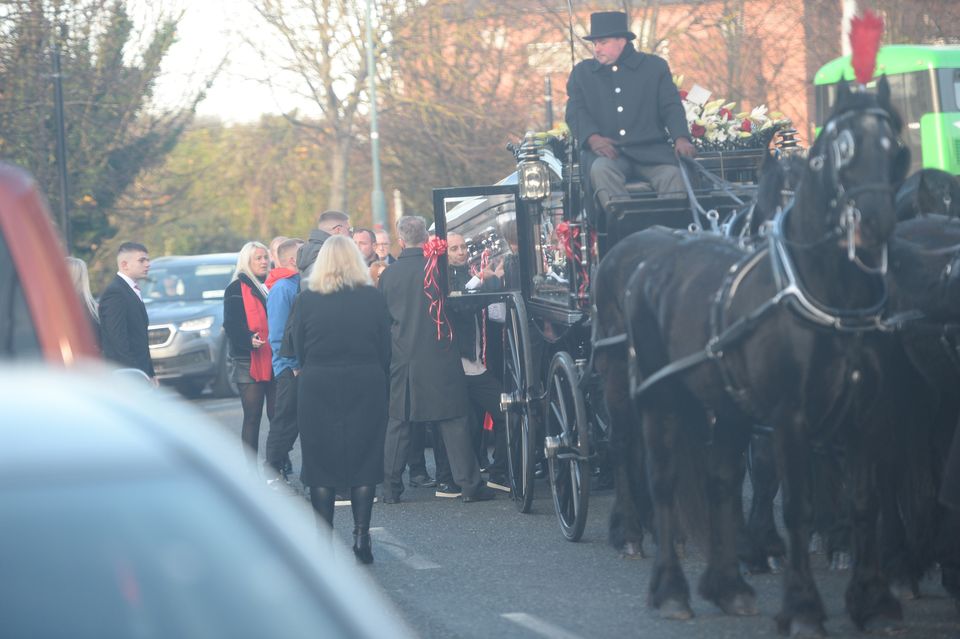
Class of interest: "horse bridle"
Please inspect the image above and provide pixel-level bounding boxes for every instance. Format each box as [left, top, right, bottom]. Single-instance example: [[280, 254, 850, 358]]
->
[[800, 106, 901, 273]]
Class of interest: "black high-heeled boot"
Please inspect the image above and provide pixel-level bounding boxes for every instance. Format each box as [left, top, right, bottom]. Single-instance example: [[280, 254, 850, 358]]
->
[[353, 528, 373, 564]]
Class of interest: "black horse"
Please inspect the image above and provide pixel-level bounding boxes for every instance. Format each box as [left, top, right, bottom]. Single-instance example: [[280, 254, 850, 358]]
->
[[895, 168, 960, 220], [879, 214, 960, 608], [605, 80, 908, 636]]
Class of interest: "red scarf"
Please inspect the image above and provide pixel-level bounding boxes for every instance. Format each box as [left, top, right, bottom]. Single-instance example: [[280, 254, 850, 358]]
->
[[241, 281, 272, 382], [265, 267, 298, 290]]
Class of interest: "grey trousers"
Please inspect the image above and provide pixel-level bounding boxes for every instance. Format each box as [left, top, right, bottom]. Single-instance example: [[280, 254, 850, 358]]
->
[[383, 415, 482, 497], [590, 156, 685, 208]]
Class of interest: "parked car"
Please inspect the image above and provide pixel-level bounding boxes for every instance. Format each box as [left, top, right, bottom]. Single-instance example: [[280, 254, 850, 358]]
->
[[0, 366, 412, 639], [142, 253, 238, 398], [0, 163, 98, 363]]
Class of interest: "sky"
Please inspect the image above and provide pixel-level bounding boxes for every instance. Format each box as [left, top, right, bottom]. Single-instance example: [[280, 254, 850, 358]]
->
[[145, 0, 317, 123]]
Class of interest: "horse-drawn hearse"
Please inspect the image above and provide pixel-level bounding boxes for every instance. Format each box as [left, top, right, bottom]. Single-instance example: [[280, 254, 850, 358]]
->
[[433, 115, 784, 538], [433, 66, 960, 634]]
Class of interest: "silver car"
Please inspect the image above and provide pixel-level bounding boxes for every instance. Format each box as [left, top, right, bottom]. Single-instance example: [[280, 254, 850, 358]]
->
[[142, 253, 238, 398], [0, 365, 412, 639]]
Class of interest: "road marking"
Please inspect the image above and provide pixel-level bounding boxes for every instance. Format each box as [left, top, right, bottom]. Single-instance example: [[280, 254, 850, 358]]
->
[[501, 613, 584, 639], [369, 527, 440, 570]]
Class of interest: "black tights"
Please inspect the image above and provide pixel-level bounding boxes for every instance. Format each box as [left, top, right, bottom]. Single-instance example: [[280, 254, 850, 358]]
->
[[309, 485, 377, 532], [238, 380, 275, 468]]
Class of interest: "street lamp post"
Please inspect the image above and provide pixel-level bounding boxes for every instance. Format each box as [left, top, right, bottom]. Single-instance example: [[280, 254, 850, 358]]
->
[[52, 26, 71, 250], [365, 0, 387, 230]]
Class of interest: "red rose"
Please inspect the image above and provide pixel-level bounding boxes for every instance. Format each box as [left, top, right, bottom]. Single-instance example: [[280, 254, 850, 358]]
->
[[740, 119, 752, 132], [679, 90, 688, 100], [719, 108, 733, 121], [690, 123, 706, 138]]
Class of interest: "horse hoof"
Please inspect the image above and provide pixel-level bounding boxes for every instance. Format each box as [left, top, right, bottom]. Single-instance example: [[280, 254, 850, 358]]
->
[[620, 541, 646, 559], [767, 555, 784, 574], [789, 619, 826, 639], [659, 598, 694, 621], [829, 551, 851, 571], [721, 593, 759, 617]]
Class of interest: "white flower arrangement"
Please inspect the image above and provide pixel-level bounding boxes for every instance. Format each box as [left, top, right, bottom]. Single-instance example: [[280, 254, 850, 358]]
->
[[674, 76, 791, 151]]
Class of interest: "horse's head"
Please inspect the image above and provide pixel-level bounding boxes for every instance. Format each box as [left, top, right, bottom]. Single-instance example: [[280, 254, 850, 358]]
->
[[754, 153, 805, 231], [895, 169, 960, 220], [803, 76, 910, 253]]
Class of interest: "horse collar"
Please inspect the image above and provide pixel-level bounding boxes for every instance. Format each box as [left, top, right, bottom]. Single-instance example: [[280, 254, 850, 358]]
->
[[768, 205, 887, 331]]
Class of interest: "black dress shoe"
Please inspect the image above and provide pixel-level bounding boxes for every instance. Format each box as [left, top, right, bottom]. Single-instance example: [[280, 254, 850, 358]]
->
[[409, 474, 437, 488], [353, 529, 374, 564], [462, 484, 496, 502], [435, 482, 462, 498]]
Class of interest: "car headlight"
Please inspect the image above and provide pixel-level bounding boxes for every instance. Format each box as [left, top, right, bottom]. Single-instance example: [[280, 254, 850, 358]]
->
[[518, 158, 550, 201], [179, 316, 215, 332]]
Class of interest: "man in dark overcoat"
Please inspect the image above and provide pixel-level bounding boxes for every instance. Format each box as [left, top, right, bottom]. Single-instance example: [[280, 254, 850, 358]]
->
[[566, 11, 696, 214], [99, 241, 155, 380], [378, 216, 495, 503]]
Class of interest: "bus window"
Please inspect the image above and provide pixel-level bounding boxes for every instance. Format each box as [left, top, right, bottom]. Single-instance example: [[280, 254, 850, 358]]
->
[[939, 68, 960, 112]]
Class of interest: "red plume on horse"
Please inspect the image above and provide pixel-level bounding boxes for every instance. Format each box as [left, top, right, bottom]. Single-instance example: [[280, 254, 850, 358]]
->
[[850, 9, 884, 86]]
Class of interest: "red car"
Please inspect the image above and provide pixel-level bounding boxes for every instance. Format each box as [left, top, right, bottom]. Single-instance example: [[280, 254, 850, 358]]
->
[[0, 163, 98, 363]]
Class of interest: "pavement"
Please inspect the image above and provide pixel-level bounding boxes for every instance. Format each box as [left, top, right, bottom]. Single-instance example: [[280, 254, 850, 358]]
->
[[194, 392, 960, 639]]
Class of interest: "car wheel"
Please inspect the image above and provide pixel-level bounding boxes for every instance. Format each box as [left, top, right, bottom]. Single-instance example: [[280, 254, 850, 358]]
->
[[212, 339, 239, 398], [174, 378, 206, 399]]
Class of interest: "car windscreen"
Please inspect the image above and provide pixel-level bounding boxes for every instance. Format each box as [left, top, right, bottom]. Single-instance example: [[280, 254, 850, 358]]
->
[[141, 263, 234, 303], [0, 474, 347, 639]]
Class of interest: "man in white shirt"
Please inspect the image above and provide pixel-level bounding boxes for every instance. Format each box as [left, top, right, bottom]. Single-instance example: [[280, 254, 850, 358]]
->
[[99, 241, 155, 380]]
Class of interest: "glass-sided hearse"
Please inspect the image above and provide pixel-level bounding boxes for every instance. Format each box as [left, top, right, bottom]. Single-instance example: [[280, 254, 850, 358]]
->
[[432, 130, 780, 541]]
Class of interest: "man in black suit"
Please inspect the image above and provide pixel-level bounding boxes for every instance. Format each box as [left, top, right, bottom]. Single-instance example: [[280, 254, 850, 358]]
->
[[378, 216, 495, 503], [99, 241, 155, 381], [566, 11, 696, 213]]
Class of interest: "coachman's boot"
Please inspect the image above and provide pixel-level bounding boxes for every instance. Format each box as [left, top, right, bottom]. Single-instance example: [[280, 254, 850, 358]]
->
[[353, 528, 373, 565]]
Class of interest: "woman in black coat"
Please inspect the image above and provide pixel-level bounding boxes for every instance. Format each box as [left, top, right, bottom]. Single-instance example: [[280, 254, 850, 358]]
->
[[286, 235, 391, 564], [223, 241, 275, 468]]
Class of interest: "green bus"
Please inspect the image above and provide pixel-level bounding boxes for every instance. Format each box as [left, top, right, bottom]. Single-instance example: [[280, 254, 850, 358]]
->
[[814, 45, 960, 175]]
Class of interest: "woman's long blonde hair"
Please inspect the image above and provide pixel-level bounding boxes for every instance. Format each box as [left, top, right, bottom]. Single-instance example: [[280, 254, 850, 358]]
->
[[233, 241, 269, 296], [66, 256, 98, 320], [308, 235, 372, 294]]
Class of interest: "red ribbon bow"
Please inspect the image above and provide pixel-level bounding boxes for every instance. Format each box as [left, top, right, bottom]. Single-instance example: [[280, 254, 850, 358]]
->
[[556, 221, 579, 259], [423, 238, 453, 341]]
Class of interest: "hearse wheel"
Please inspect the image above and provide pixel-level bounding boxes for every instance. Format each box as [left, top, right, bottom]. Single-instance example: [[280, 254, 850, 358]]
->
[[545, 351, 590, 541], [500, 294, 537, 514]]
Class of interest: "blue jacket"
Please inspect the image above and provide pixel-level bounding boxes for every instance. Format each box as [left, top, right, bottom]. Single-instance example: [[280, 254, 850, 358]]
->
[[267, 273, 300, 375]]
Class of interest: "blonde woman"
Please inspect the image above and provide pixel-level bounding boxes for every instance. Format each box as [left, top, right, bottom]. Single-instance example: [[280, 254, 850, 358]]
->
[[284, 235, 391, 564], [66, 256, 99, 344], [223, 241, 275, 468]]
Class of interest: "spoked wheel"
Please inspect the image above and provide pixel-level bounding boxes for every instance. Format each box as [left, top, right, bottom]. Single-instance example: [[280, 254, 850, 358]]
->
[[545, 351, 590, 541], [501, 294, 537, 514]]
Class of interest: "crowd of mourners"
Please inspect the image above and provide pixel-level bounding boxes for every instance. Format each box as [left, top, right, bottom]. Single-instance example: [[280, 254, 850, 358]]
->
[[223, 212, 511, 564], [70, 211, 514, 566]]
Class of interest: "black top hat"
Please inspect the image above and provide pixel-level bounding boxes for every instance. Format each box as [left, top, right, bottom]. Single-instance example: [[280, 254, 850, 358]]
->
[[584, 11, 636, 41]]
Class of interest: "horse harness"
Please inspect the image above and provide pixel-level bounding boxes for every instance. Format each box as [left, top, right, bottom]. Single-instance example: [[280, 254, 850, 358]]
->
[[628, 201, 890, 425]]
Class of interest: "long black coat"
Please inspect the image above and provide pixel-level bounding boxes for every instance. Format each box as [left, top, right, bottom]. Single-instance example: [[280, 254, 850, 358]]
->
[[287, 286, 391, 488], [222, 275, 268, 359], [565, 42, 690, 167], [378, 247, 469, 421], [99, 275, 154, 376]]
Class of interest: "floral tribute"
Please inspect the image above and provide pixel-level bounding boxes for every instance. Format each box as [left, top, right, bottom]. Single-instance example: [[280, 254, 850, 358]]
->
[[674, 75, 791, 152]]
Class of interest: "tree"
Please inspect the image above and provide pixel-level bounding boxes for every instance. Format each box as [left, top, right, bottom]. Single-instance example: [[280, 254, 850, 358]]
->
[[246, 0, 398, 214], [380, 1, 556, 216], [0, 0, 208, 260]]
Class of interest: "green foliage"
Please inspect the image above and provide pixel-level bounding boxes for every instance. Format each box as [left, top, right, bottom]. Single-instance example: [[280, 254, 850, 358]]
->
[[98, 115, 374, 290], [0, 0, 201, 262]]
